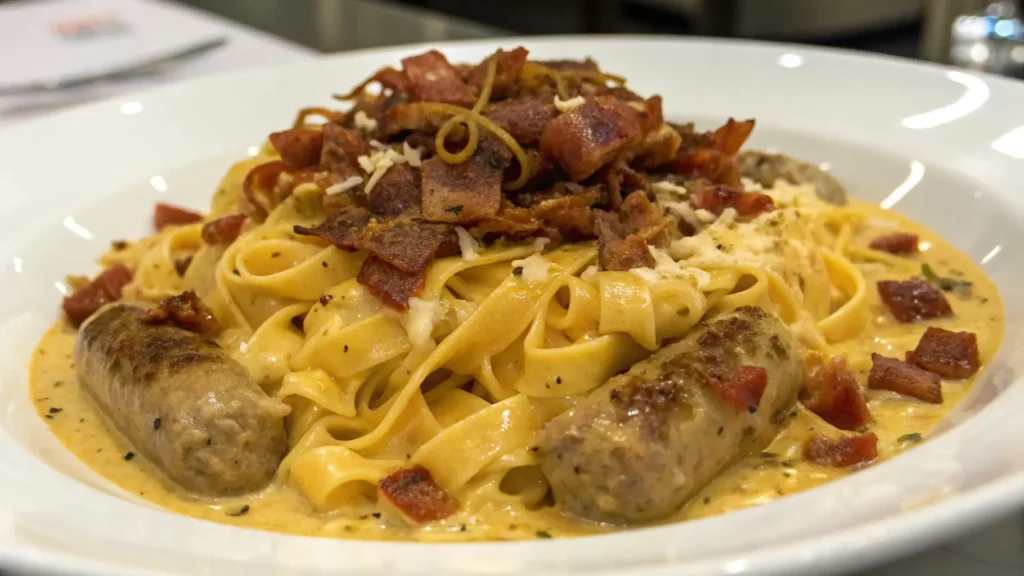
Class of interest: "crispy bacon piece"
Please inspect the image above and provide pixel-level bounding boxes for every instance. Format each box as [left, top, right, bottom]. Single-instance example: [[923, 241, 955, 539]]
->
[[594, 210, 654, 271], [475, 205, 541, 237], [379, 465, 458, 523], [369, 163, 421, 218], [537, 59, 599, 72], [620, 191, 667, 245], [801, 357, 871, 430], [639, 96, 664, 134], [268, 128, 324, 171], [540, 97, 643, 181], [153, 203, 202, 230], [357, 257, 425, 311], [401, 50, 476, 107], [62, 264, 132, 327], [713, 118, 756, 156], [877, 278, 953, 323], [634, 124, 682, 170], [143, 290, 221, 337], [711, 365, 769, 413], [242, 160, 286, 220], [470, 47, 529, 98], [689, 183, 740, 215], [421, 136, 512, 223], [907, 327, 980, 379], [484, 98, 557, 146], [869, 233, 919, 255], [379, 104, 451, 138], [804, 433, 878, 468], [295, 211, 456, 274], [671, 119, 753, 186], [321, 123, 369, 179], [868, 353, 942, 403], [336, 66, 410, 100], [201, 214, 248, 245], [733, 192, 775, 217]]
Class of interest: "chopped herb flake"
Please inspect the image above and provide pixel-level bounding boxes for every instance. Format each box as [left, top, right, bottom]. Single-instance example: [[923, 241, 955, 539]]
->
[[898, 432, 923, 444], [536, 530, 552, 539], [48, 407, 62, 414], [922, 264, 972, 295], [227, 504, 250, 517], [443, 205, 464, 215]]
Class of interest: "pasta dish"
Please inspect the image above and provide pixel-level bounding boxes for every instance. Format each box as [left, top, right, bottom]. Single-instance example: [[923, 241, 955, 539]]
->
[[30, 47, 1003, 540]]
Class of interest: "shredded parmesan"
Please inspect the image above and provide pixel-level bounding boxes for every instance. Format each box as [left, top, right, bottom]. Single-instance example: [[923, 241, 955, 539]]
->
[[355, 143, 424, 196], [455, 227, 481, 261], [695, 209, 717, 224], [357, 155, 375, 174], [580, 265, 599, 284], [554, 95, 586, 113], [354, 111, 378, 133], [325, 176, 364, 195], [532, 237, 551, 252], [402, 298, 447, 347], [663, 201, 700, 229], [564, 182, 584, 194], [403, 141, 423, 167], [652, 181, 689, 199], [511, 254, 551, 283], [718, 207, 738, 225]]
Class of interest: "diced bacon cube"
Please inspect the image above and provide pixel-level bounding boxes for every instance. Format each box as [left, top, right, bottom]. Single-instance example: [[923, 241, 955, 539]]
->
[[801, 357, 871, 430], [877, 278, 952, 323], [907, 327, 980, 380], [868, 353, 942, 404], [269, 128, 324, 170], [804, 433, 878, 468], [869, 233, 919, 255], [154, 203, 202, 230], [379, 465, 458, 523]]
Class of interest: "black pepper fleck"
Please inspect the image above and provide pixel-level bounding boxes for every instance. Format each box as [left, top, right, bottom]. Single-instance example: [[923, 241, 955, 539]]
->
[[371, 512, 381, 519], [271, 252, 281, 258], [512, 266, 524, 276], [703, 497, 711, 505], [344, 344, 349, 352], [124, 452, 135, 461], [227, 504, 250, 517], [555, 376, 562, 384], [320, 294, 333, 306], [48, 407, 62, 414], [44, 414, 53, 419], [322, 261, 328, 268], [153, 418, 162, 430]]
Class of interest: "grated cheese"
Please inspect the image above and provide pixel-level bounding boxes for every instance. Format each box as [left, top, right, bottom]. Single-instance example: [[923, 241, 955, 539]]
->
[[652, 181, 689, 199], [355, 143, 424, 196], [403, 141, 423, 167], [718, 207, 738, 225], [695, 209, 717, 224], [663, 201, 701, 229], [511, 254, 551, 283], [402, 298, 447, 347], [554, 95, 586, 113], [580, 265, 599, 284], [455, 227, 481, 261], [325, 176, 364, 195], [354, 111, 378, 133]]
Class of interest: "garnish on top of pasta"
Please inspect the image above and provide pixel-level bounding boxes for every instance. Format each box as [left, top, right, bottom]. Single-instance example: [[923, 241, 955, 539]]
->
[[33, 46, 1002, 541]]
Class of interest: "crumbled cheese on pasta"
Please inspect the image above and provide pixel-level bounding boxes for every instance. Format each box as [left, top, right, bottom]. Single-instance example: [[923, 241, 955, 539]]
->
[[354, 111, 378, 133], [554, 95, 586, 113], [455, 227, 481, 261], [325, 176, 364, 195], [652, 181, 689, 199], [511, 254, 551, 283], [663, 201, 700, 229], [564, 182, 584, 194], [403, 141, 422, 167], [718, 207, 738, 225], [357, 155, 375, 174], [403, 298, 447, 347], [695, 209, 717, 224], [580, 265, 599, 284], [532, 237, 551, 252], [629, 246, 710, 288]]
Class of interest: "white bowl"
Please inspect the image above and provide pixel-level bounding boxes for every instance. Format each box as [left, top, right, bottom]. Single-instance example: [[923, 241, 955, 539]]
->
[[0, 36, 1022, 576]]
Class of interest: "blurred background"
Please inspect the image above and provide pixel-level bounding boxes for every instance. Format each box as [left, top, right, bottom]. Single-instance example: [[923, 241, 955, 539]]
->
[[168, 0, 1023, 75]]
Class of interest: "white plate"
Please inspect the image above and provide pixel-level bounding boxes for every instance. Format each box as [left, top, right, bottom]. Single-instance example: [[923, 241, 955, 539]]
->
[[0, 36, 1022, 576]]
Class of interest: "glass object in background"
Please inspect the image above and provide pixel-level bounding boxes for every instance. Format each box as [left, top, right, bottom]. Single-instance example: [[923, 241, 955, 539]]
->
[[922, 0, 1023, 77]]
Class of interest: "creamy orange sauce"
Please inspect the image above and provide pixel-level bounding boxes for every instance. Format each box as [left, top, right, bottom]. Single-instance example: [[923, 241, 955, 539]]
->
[[30, 201, 1003, 540]]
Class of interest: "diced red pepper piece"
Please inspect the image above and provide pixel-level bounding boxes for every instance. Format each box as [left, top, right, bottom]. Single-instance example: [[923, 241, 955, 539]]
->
[[379, 465, 458, 523], [154, 203, 202, 231], [711, 365, 769, 413], [61, 264, 132, 327]]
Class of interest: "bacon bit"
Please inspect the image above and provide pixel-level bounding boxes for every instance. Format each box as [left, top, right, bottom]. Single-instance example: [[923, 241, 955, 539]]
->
[[620, 191, 667, 245], [689, 184, 741, 215], [532, 189, 598, 239], [62, 264, 132, 327], [335, 66, 410, 100], [358, 257, 426, 311], [906, 327, 980, 380], [801, 357, 871, 430], [475, 205, 541, 237], [713, 118, 756, 156], [470, 47, 529, 98], [143, 290, 221, 337], [733, 192, 775, 217], [268, 128, 324, 170], [634, 124, 682, 170], [368, 163, 421, 218], [869, 233, 919, 255], [379, 103, 451, 138], [712, 365, 769, 413], [292, 107, 343, 128], [421, 136, 511, 223], [639, 96, 664, 134], [153, 203, 202, 231], [201, 214, 248, 245], [242, 160, 286, 220], [379, 465, 458, 523], [877, 278, 953, 323], [483, 98, 557, 146], [294, 210, 456, 275], [537, 59, 600, 72], [321, 123, 369, 179], [539, 97, 644, 181], [868, 353, 942, 403], [804, 433, 878, 468], [594, 210, 654, 271], [401, 50, 476, 107]]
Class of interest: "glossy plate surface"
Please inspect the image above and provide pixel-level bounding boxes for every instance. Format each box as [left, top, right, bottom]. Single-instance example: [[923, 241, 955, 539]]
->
[[0, 36, 1022, 576]]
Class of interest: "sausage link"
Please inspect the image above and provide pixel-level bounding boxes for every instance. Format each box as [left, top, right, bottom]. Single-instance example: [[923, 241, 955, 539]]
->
[[539, 306, 803, 523], [75, 304, 289, 496]]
